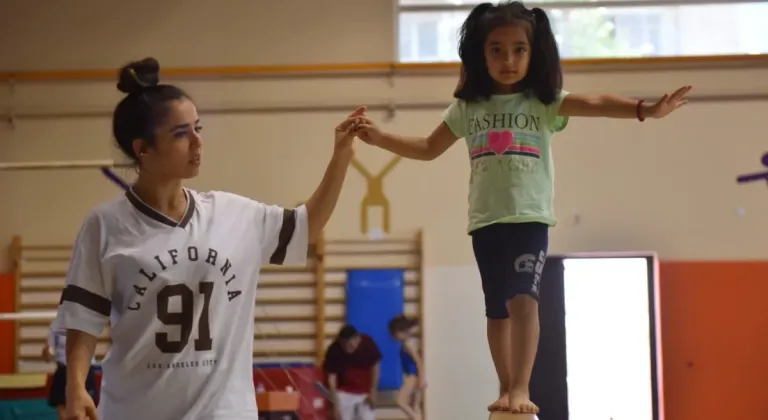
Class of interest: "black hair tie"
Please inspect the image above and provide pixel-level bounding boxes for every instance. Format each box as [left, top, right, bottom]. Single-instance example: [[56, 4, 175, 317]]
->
[[128, 68, 152, 88], [529, 8, 539, 28]]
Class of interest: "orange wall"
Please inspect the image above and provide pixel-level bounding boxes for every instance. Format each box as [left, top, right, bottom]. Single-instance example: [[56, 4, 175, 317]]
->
[[0, 273, 15, 373], [660, 261, 768, 420]]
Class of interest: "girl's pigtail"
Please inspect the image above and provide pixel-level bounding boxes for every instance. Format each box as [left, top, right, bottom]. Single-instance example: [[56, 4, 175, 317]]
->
[[528, 7, 563, 104], [455, 3, 495, 101], [459, 2, 494, 48]]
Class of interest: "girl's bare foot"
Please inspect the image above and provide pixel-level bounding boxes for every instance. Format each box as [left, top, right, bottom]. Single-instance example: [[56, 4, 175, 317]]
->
[[488, 393, 510, 411], [508, 389, 539, 414]]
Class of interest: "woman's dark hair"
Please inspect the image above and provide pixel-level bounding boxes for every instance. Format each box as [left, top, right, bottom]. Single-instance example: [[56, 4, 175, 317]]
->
[[388, 315, 418, 335], [112, 57, 191, 163], [454, 1, 563, 105]]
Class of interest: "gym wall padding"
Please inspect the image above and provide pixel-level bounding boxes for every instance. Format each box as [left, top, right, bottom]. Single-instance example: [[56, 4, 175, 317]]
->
[[345, 269, 405, 391]]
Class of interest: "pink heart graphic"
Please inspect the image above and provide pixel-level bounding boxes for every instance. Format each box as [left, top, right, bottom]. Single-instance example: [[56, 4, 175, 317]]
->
[[488, 130, 514, 155]]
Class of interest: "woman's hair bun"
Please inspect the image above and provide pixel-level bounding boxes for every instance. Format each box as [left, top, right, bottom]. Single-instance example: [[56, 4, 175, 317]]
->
[[116, 57, 161, 94]]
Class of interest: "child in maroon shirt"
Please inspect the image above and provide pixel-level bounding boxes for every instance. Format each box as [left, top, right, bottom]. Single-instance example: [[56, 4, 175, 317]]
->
[[323, 325, 382, 420]]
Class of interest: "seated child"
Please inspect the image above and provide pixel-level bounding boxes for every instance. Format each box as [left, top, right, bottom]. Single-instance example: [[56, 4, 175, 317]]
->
[[388, 315, 426, 420]]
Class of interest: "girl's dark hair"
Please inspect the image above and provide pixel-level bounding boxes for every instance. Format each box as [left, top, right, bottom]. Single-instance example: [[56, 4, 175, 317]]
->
[[112, 57, 191, 163], [454, 1, 563, 105], [388, 315, 418, 335]]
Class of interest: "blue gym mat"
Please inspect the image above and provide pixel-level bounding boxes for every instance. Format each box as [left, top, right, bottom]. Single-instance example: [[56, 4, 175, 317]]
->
[[345, 269, 405, 391]]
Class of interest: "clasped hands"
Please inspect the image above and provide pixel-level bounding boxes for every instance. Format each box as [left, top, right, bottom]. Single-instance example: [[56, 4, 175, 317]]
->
[[334, 106, 385, 155]]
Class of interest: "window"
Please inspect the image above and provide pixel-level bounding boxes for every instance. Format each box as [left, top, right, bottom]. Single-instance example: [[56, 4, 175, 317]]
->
[[399, 11, 464, 62], [397, 1, 768, 61]]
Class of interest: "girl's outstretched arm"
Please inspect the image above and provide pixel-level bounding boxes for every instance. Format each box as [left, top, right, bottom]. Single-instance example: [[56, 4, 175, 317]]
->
[[559, 85, 692, 119], [355, 120, 459, 161]]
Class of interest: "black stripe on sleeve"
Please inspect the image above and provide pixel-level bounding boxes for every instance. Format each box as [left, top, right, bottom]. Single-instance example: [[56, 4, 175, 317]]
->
[[61, 285, 111, 317], [269, 208, 296, 265]]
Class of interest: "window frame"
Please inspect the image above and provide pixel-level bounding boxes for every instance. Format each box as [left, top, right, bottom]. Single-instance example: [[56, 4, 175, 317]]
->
[[395, 0, 768, 65]]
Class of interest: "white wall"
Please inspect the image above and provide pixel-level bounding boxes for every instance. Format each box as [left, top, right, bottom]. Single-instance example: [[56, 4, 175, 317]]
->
[[424, 266, 496, 420]]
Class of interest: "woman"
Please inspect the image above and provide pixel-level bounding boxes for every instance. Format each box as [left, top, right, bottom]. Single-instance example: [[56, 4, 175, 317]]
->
[[57, 57, 365, 420]]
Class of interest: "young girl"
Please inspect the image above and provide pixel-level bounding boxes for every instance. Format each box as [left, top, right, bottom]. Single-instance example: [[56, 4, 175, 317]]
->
[[354, 1, 691, 414], [388, 315, 425, 420]]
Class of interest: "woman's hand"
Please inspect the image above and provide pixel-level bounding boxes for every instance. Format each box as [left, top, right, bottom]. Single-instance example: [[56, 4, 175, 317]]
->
[[647, 85, 692, 118], [41, 344, 53, 363], [64, 387, 98, 420]]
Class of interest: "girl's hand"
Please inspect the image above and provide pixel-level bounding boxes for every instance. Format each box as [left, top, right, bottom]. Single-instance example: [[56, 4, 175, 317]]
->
[[334, 106, 366, 157], [647, 85, 692, 118], [354, 117, 384, 145]]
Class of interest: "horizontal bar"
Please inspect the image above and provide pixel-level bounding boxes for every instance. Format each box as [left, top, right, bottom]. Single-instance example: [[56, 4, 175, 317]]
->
[[325, 250, 417, 256], [0, 62, 396, 82], [20, 245, 73, 251], [19, 266, 316, 277], [19, 278, 420, 292], [19, 298, 353, 310], [0, 311, 55, 321], [16, 297, 417, 311], [21, 256, 70, 262], [18, 297, 418, 311], [17, 350, 317, 360], [4, 92, 767, 121], [327, 238, 415, 244], [0, 102, 448, 119], [19, 265, 420, 279], [0, 160, 132, 171], [15, 333, 326, 344], [2, 55, 767, 83], [399, 0, 768, 12], [12, 312, 417, 325], [11, 314, 322, 325], [19, 332, 316, 343]]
